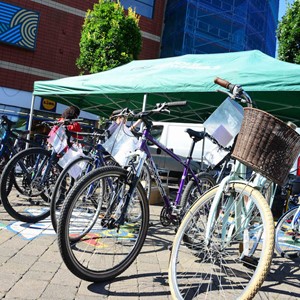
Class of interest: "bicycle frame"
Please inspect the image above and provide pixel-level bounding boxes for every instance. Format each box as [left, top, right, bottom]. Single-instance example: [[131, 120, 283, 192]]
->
[[126, 126, 203, 213], [205, 159, 275, 251], [0, 125, 23, 159]]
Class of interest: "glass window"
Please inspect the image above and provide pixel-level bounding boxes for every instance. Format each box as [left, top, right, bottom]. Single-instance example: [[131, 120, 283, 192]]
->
[[121, 0, 155, 19]]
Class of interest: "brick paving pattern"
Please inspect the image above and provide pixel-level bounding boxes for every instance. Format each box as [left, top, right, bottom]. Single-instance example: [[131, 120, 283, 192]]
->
[[0, 203, 299, 299]]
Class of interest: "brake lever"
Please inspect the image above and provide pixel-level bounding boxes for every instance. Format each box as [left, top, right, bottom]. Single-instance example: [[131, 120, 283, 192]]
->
[[216, 89, 235, 99]]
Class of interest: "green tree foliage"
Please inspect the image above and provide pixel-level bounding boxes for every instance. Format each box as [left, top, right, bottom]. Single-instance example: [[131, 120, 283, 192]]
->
[[277, 0, 300, 63], [76, 0, 142, 74]]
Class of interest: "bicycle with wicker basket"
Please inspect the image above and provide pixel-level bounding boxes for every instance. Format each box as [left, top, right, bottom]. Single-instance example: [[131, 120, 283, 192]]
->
[[168, 78, 300, 300]]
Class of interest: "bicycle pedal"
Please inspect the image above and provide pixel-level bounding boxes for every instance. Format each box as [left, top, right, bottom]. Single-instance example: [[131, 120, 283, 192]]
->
[[241, 255, 258, 270]]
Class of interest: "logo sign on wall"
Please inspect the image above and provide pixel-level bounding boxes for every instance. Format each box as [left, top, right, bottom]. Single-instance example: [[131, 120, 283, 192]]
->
[[40, 98, 57, 112], [0, 1, 40, 50]]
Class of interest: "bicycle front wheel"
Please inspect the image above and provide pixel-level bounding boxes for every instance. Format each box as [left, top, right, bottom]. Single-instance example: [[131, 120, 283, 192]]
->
[[169, 182, 274, 300], [275, 206, 300, 259], [57, 166, 149, 282]]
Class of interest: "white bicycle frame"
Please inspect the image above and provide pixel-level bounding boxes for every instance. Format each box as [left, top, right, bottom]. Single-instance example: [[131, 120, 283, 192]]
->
[[205, 159, 276, 255]]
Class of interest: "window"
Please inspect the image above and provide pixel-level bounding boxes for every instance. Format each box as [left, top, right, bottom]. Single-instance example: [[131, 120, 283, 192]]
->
[[121, 0, 155, 19]]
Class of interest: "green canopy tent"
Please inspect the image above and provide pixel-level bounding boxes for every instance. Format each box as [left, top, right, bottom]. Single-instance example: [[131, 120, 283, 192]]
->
[[32, 50, 300, 128]]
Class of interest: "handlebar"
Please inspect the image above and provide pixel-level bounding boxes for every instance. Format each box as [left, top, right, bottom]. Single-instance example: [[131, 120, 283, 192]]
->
[[110, 101, 187, 129], [42, 118, 83, 127], [138, 101, 187, 118], [1, 115, 16, 129], [110, 108, 133, 119], [214, 77, 255, 107], [156, 101, 187, 108], [214, 77, 234, 90]]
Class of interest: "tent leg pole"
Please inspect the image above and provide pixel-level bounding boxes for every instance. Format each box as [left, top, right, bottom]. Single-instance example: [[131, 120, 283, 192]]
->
[[27, 94, 35, 149], [140, 93, 148, 131], [142, 93, 147, 111]]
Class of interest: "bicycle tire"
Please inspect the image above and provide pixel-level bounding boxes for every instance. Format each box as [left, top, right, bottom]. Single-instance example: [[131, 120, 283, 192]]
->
[[180, 172, 216, 217], [50, 156, 94, 232], [0, 152, 9, 174], [169, 182, 274, 300], [0, 153, 13, 199], [0, 147, 61, 223], [275, 206, 300, 259], [57, 165, 149, 282]]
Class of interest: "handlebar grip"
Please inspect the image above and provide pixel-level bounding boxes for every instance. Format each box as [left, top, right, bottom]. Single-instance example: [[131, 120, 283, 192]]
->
[[214, 77, 231, 88], [167, 101, 187, 107], [214, 77, 236, 93]]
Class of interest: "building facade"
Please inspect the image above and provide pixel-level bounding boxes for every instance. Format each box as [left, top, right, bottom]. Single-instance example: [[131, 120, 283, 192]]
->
[[0, 0, 166, 126], [0, 0, 280, 128], [161, 0, 279, 57]]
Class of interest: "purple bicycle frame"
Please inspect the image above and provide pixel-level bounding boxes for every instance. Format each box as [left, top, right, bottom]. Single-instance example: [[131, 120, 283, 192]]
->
[[137, 126, 200, 208]]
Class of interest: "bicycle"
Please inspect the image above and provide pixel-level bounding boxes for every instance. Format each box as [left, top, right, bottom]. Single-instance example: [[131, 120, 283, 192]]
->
[[50, 128, 118, 232], [275, 175, 300, 258], [0, 118, 81, 223], [0, 115, 48, 201], [0, 115, 46, 172], [50, 116, 152, 233], [168, 78, 300, 299], [56, 101, 230, 282]]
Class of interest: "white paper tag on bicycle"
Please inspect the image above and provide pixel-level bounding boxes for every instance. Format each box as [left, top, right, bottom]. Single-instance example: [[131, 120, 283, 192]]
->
[[68, 159, 88, 179], [58, 145, 88, 179], [49, 126, 68, 154], [58, 145, 83, 168], [103, 124, 138, 166], [204, 97, 244, 147]]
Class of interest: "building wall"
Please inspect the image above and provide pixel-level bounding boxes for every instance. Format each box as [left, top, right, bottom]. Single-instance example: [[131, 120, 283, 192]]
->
[[161, 0, 279, 58], [0, 0, 166, 93]]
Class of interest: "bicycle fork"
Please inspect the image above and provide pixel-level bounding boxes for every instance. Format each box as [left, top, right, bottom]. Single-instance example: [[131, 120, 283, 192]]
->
[[114, 150, 147, 228]]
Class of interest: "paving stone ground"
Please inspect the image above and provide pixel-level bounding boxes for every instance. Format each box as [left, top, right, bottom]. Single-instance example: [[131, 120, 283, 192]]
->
[[0, 202, 299, 299]]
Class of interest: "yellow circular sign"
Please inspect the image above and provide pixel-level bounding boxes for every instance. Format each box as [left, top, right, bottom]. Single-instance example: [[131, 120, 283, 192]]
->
[[42, 99, 56, 110]]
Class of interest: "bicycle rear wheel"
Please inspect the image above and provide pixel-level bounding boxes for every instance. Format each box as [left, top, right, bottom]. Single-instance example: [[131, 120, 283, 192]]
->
[[168, 183, 274, 300], [180, 172, 216, 217], [57, 165, 149, 282], [275, 206, 300, 259], [0, 147, 61, 223]]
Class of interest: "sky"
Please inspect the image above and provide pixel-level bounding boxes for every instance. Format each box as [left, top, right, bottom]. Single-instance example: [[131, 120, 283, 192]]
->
[[278, 0, 295, 20]]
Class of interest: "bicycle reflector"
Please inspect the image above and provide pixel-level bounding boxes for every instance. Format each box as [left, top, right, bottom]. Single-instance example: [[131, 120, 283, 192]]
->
[[297, 156, 300, 177]]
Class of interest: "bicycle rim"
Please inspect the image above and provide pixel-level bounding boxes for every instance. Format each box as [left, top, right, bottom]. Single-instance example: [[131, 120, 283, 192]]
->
[[275, 206, 300, 258], [169, 183, 274, 300], [57, 166, 149, 282]]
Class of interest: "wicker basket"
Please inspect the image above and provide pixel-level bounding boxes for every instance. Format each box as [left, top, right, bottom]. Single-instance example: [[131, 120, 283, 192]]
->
[[232, 108, 300, 186]]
